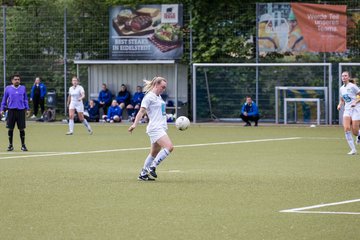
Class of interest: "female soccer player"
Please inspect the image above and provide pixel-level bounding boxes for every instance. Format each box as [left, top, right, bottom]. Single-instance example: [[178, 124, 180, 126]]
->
[[66, 76, 93, 135], [337, 71, 360, 155], [128, 76, 174, 181]]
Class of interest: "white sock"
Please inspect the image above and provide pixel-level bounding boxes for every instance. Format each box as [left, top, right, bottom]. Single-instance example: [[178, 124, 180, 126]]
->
[[140, 155, 155, 176], [143, 154, 155, 170], [151, 148, 170, 167], [69, 119, 74, 132], [82, 119, 92, 131], [345, 131, 356, 151]]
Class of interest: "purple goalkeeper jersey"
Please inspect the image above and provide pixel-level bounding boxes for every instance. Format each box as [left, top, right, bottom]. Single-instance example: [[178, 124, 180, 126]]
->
[[1, 85, 29, 111]]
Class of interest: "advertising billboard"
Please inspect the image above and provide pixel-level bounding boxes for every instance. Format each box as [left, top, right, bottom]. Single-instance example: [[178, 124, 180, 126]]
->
[[109, 4, 183, 60], [257, 3, 347, 54]]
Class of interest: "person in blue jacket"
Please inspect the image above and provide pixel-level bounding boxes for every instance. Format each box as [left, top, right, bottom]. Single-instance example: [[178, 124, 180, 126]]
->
[[30, 77, 47, 119], [240, 96, 260, 127], [98, 83, 112, 115], [126, 85, 145, 121], [116, 84, 131, 110], [85, 99, 99, 122], [103, 100, 122, 123]]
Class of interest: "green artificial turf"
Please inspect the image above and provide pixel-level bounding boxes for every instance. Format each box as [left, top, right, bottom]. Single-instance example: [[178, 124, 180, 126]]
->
[[0, 122, 359, 240]]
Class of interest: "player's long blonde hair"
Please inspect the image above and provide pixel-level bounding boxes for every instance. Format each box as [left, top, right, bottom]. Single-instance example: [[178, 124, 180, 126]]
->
[[143, 76, 167, 94], [350, 77, 358, 85]]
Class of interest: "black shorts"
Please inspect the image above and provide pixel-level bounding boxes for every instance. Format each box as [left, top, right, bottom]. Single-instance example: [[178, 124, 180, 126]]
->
[[7, 109, 26, 130]]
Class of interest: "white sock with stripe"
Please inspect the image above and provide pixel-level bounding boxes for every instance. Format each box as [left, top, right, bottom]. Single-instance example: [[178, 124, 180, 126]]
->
[[151, 148, 170, 167]]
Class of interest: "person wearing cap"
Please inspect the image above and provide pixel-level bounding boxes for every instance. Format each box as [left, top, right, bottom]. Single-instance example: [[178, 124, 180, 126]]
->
[[287, 10, 307, 52]]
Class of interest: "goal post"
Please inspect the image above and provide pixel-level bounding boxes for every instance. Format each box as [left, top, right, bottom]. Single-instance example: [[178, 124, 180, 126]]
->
[[275, 86, 328, 124], [192, 63, 333, 124]]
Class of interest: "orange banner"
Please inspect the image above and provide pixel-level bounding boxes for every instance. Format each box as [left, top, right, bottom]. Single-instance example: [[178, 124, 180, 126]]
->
[[291, 3, 347, 52]]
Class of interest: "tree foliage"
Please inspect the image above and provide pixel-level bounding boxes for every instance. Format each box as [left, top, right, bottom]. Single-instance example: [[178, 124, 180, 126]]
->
[[1, 0, 359, 118]]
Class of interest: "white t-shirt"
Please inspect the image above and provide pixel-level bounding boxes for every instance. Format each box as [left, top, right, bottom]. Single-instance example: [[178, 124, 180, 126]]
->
[[141, 91, 167, 133], [339, 82, 360, 110], [69, 85, 85, 103]]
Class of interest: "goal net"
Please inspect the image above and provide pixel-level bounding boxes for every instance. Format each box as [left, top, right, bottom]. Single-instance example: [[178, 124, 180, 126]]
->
[[192, 63, 333, 124]]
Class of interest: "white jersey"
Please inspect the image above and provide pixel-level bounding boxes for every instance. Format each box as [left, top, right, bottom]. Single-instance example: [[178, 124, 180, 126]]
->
[[69, 85, 85, 103], [141, 91, 167, 133], [339, 82, 360, 110]]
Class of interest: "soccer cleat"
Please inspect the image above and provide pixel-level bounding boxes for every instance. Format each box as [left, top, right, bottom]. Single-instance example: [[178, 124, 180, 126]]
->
[[66, 131, 73, 135], [146, 166, 157, 178], [7, 145, 14, 151], [88, 129, 93, 135], [138, 174, 155, 181], [347, 149, 357, 155], [21, 145, 28, 151], [244, 122, 251, 127]]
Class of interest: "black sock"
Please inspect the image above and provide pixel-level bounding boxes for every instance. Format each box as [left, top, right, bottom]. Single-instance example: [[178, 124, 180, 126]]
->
[[20, 130, 25, 145], [8, 129, 13, 146]]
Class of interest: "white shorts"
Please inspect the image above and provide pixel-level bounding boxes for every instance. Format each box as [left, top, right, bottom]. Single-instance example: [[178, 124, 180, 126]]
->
[[147, 129, 167, 144], [69, 101, 84, 112], [343, 107, 360, 121]]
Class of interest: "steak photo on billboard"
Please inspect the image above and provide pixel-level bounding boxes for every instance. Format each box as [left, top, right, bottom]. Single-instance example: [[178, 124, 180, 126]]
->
[[110, 4, 183, 60]]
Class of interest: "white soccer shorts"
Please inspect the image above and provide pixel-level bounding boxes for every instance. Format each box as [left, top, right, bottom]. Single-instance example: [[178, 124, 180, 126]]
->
[[69, 101, 84, 113]]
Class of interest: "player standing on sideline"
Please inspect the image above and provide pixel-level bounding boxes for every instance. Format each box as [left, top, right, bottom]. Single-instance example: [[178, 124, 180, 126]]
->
[[128, 76, 174, 181], [0, 74, 30, 151], [337, 71, 360, 155], [66, 76, 93, 135]]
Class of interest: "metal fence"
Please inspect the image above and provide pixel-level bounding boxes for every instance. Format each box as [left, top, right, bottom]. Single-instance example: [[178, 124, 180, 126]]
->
[[0, 1, 359, 120]]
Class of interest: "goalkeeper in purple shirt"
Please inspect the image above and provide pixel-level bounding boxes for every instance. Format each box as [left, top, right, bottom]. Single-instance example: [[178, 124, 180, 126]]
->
[[0, 74, 30, 151]]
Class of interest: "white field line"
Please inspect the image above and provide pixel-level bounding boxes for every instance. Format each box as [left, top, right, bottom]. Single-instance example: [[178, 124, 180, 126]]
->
[[280, 199, 360, 215], [285, 211, 360, 215], [0, 152, 58, 155], [0, 137, 301, 160], [175, 137, 301, 148]]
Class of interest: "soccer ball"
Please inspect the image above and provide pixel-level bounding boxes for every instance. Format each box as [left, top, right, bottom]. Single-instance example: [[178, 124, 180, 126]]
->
[[175, 116, 190, 131]]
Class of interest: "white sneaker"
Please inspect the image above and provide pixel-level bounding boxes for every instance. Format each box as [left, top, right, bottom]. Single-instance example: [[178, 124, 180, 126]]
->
[[66, 131, 73, 135], [347, 150, 357, 155], [30, 115, 36, 119]]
